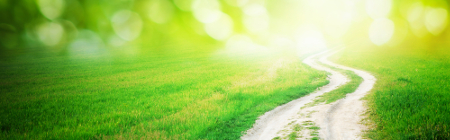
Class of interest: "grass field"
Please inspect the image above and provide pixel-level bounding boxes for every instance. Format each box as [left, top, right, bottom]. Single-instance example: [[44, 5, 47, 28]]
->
[[0, 43, 329, 139], [331, 45, 450, 139], [1, 0, 449, 139]]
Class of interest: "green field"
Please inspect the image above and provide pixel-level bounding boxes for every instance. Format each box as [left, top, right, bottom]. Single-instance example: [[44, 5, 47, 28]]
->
[[0, 45, 329, 139], [1, 0, 450, 139], [332, 45, 450, 139]]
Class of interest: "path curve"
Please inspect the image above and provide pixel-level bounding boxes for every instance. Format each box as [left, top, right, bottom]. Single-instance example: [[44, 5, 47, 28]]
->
[[319, 50, 376, 140], [241, 49, 376, 140]]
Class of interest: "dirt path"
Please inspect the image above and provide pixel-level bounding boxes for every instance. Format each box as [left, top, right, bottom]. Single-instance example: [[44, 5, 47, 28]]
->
[[241, 49, 376, 140]]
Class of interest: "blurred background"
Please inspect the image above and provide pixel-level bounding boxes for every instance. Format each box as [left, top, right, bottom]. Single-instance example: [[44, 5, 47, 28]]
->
[[0, 0, 449, 58]]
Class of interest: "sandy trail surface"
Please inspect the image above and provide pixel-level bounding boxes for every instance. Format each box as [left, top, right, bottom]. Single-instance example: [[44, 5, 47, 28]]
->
[[241, 49, 376, 140]]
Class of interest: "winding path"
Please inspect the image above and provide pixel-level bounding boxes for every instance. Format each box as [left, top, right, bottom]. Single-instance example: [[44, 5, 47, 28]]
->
[[241, 49, 376, 140]]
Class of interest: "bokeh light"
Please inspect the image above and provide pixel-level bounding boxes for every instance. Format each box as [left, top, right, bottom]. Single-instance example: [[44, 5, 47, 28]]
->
[[111, 10, 143, 41], [108, 34, 127, 47], [366, 0, 392, 19], [36, 21, 65, 47], [242, 4, 270, 33], [404, 2, 428, 37], [295, 25, 327, 55], [2, 1, 450, 140], [0, 0, 449, 57], [68, 30, 106, 55], [192, 0, 222, 23], [224, 0, 249, 7], [225, 34, 254, 52], [320, 1, 355, 39], [389, 18, 409, 46], [405, 2, 424, 23], [205, 13, 234, 40], [369, 18, 395, 46], [38, 0, 65, 20], [223, 34, 269, 56], [425, 8, 448, 36]]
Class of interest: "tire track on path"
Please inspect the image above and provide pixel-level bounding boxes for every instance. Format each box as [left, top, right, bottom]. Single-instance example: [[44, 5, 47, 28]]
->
[[241, 49, 376, 140]]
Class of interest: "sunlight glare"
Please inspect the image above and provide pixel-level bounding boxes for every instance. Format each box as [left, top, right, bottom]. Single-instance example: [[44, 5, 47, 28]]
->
[[226, 34, 253, 51], [243, 4, 266, 16], [366, 0, 392, 19], [323, 10, 353, 38], [295, 26, 327, 52], [369, 18, 395, 46], [192, 0, 222, 23], [268, 35, 294, 49], [243, 4, 270, 33], [205, 13, 234, 40], [225, 34, 268, 55]]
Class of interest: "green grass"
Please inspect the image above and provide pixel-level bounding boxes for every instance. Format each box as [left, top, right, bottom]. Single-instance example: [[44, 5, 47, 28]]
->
[[332, 46, 450, 139], [293, 124, 302, 131], [287, 124, 303, 140], [0, 46, 329, 139], [299, 120, 320, 139], [307, 126, 320, 131], [288, 131, 298, 140]]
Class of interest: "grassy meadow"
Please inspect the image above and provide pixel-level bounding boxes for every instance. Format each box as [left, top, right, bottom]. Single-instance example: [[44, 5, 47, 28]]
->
[[332, 45, 450, 139], [2, 0, 449, 139], [0, 44, 329, 139]]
